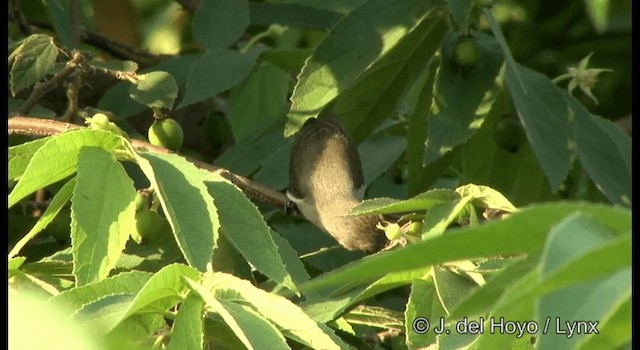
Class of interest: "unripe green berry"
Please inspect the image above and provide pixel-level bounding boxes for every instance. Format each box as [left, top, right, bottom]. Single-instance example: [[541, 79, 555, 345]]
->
[[148, 118, 184, 151]]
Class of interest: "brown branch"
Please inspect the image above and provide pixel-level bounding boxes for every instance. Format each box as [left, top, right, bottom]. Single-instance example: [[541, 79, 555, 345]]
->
[[8, 116, 291, 212], [22, 19, 166, 66]]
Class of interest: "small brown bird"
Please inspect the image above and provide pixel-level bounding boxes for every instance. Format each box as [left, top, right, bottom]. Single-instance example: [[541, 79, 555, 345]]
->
[[287, 115, 388, 253]]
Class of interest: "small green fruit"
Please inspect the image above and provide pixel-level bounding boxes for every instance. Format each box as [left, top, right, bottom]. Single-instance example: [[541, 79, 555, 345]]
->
[[493, 114, 525, 153], [383, 223, 402, 241], [148, 118, 184, 151], [407, 221, 423, 236], [453, 37, 480, 69], [134, 192, 149, 212], [135, 210, 171, 243]]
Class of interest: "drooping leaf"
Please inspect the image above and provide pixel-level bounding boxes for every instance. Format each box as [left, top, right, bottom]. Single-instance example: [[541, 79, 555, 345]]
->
[[188, 278, 290, 350], [8, 136, 52, 181], [567, 94, 631, 206], [405, 278, 442, 349], [9, 177, 76, 259], [129, 71, 178, 109], [179, 49, 259, 108], [169, 291, 205, 350], [46, 0, 74, 48], [136, 153, 219, 272], [120, 264, 201, 322], [10, 34, 59, 95], [70, 147, 137, 285], [8, 129, 127, 208], [286, 0, 445, 136], [50, 270, 153, 312], [334, 7, 447, 142], [192, 0, 250, 49], [446, 0, 472, 29], [228, 62, 290, 142], [200, 272, 348, 349], [505, 63, 572, 192], [423, 31, 503, 165], [204, 176, 299, 293], [248, 2, 341, 29]]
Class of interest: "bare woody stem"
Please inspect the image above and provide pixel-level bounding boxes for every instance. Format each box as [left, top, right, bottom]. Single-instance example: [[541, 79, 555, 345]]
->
[[8, 116, 291, 212]]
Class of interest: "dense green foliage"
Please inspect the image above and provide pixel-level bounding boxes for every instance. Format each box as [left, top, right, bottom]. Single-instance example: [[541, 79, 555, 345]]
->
[[9, 0, 630, 349]]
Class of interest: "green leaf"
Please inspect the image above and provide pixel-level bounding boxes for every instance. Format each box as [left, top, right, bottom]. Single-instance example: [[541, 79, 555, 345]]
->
[[446, 0, 472, 29], [179, 49, 259, 108], [538, 235, 630, 299], [8, 136, 52, 180], [10, 34, 59, 95], [9, 98, 56, 118], [578, 294, 631, 350], [286, 0, 445, 136], [423, 31, 503, 165], [129, 71, 178, 109], [120, 264, 201, 321], [228, 62, 290, 142], [46, 0, 74, 48], [333, 7, 447, 142], [343, 305, 404, 330], [267, 0, 366, 14], [405, 278, 441, 349], [249, 2, 341, 29], [455, 184, 517, 212], [136, 153, 219, 272], [359, 134, 407, 186], [269, 229, 312, 288], [450, 255, 538, 319], [188, 278, 290, 350], [204, 177, 299, 293], [567, 94, 631, 206], [540, 213, 617, 277], [98, 56, 200, 118], [98, 82, 146, 118], [584, 0, 610, 34], [8, 129, 127, 208], [301, 202, 629, 295], [88, 60, 139, 72], [9, 257, 26, 271], [70, 147, 137, 285], [351, 189, 459, 215], [537, 269, 630, 349], [460, 99, 559, 206], [50, 270, 152, 313], [405, 60, 444, 195], [505, 63, 572, 192], [422, 195, 474, 239], [9, 177, 76, 259], [75, 294, 136, 328], [9, 269, 61, 297], [169, 291, 205, 350], [193, 0, 249, 49], [432, 266, 479, 314], [200, 272, 347, 349], [214, 130, 290, 176]]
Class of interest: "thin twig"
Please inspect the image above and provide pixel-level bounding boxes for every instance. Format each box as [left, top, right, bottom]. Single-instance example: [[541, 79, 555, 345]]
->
[[14, 51, 86, 116], [8, 116, 292, 212], [61, 72, 83, 122]]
